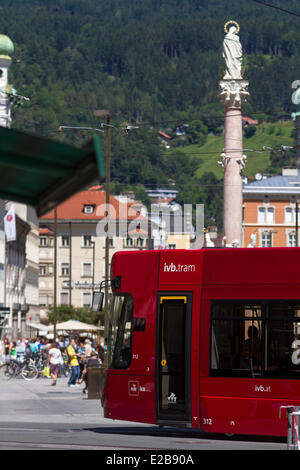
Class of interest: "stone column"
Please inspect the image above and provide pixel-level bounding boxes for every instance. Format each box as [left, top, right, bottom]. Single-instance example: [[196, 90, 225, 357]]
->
[[219, 21, 249, 247]]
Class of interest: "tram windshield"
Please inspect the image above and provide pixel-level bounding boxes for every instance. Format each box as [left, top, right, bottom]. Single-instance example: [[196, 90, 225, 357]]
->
[[108, 293, 134, 369]]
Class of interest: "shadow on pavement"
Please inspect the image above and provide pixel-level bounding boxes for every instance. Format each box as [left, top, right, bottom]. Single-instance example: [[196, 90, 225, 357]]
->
[[83, 424, 286, 444]]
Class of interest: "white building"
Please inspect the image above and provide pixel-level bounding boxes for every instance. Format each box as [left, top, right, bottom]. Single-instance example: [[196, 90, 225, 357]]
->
[[38, 189, 151, 315], [0, 35, 39, 340]]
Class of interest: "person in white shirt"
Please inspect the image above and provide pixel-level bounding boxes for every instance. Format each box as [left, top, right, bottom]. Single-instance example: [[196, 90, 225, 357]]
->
[[84, 339, 92, 357], [47, 342, 63, 386]]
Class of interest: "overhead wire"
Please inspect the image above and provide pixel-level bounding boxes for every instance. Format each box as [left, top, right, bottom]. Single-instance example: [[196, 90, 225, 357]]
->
[[251, 0, 300, 18]]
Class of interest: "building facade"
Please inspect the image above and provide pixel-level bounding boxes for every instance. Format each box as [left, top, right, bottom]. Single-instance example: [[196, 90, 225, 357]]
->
[[0, 35, 40, 340], [38, 189, 151, 317], [2, 202, 39, 340], [243, 169, 300, 248]]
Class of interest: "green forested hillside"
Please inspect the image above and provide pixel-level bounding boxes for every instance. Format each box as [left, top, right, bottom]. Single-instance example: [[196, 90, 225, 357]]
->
[[1, 0, 300, 226]]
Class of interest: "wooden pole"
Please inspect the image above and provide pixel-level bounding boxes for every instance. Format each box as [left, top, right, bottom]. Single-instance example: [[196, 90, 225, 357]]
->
[[53, 207, 57, 340]]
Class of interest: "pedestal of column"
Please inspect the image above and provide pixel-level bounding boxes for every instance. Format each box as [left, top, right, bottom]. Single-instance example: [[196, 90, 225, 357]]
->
[[219, 79, 249, 247]]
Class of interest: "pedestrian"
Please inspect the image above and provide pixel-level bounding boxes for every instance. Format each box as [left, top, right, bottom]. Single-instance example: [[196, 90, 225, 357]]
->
[[96, 345, 104, 364], [16, 338, 26, 362], [0, 338, 3, 363], [77, 341, 86, 385], [47, 341, 63, 386], [82, 350, 102, 395], [84, 339, 92, 357], [67, 338, 81, 388], [10, 342, 17, 359], [3, 338, 10, 362]]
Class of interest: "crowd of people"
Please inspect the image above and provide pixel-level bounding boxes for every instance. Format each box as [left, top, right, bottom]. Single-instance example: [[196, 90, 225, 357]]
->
[[0, 335, 104, 393]]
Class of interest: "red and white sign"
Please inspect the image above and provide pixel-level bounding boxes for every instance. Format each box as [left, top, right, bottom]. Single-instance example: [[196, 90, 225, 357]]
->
[[128, 380, 139, 397], [4, 206, 16, 242]]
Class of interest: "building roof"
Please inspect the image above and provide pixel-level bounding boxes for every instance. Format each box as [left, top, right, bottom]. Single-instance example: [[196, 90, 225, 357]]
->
[[39, 227, 54, 235], [158, 131, 171, 140], [243, 170, 300, 197], [0, 34, 14, 59], [242, 116, 259, 125], [40, 190, 149, 222]]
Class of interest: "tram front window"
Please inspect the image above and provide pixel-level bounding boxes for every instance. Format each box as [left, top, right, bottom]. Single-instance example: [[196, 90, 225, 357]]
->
[[108, 293, 134, 369]]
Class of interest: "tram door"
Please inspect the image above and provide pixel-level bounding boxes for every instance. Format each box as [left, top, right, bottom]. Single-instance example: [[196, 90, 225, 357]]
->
[[156, 294, 192, 424]]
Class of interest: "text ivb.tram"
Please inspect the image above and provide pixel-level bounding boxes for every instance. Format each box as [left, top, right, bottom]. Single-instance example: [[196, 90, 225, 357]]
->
[[100, 247, 300, 436]]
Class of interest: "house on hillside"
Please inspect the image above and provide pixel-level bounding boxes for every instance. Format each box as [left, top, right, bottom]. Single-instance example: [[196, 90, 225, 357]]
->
[[242, 116, 259, 126], [158, 131, 172, 148], [173, 124, 189, 136]]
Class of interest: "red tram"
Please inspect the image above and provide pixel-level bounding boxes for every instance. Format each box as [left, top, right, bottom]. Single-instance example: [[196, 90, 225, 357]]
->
[[101, 247, 300, 436]]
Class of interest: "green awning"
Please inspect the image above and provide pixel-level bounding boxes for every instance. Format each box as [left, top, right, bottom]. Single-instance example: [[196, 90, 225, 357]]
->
[[0, 126, 105, 217]]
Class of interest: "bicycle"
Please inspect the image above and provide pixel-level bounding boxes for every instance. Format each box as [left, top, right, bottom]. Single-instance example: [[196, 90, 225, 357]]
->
[[0, 360, 14, 380], [31, 354, 48, 378], [3, 356, 38, 381], [58, 355, 71, 378]]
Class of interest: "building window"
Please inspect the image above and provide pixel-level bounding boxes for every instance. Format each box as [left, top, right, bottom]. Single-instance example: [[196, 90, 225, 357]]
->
[[82, 292, 91, 308], [60, 292, 69, 306], [285, 207, 300, 224], [61, 263, 70, 276], [39, 265, 47, 276], [40, 237, 47, 246], [39, 295, 47, 307], [168, 244, 176, 249], [257, 206, 275, 224], [125, 236, 133, 247], [285, 207, 293, 224], [61, 235, 70, 247], [83, 205, 94, 214], [288, 231, 297, 247], [261, 231, 272, 247], [266, 207, 274, 223], [83, 235, 93, 247], [82, 263, 92, 277], [136, 237, 144, 247]]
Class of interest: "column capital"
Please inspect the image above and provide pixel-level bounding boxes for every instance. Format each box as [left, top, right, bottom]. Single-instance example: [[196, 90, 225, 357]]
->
[[219, 79, 249, 108], [218, 152, 247, 174]]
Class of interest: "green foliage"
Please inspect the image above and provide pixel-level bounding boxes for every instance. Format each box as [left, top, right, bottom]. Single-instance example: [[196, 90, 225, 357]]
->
[[0, 0, 298, 231], [244, 125, 257, 139], [269, 148, 296, 175], [186, 120, 208, 145], [47, 305, 102, 326]]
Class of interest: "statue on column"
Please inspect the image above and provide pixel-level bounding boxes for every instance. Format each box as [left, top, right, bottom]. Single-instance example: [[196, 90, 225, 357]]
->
[[222, 20, 243, 80], [219, 21, 249, 108]]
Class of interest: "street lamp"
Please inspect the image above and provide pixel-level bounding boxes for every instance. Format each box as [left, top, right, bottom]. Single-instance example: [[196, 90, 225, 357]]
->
[[59, 115, 111, 355], [93, 110, 111, 361]]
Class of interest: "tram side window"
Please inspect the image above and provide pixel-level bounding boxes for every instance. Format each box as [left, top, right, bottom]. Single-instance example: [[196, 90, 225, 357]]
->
[[211, 302, 263, 377], [109, 294, 134, 369], [265, 302, 300, 378], [210, 300, 300, 379]]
